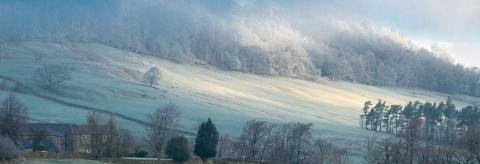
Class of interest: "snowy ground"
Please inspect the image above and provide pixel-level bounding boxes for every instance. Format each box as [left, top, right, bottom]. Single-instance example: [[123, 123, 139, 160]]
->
[[1, 42, 479, 159], [21, 159, 110, 164]]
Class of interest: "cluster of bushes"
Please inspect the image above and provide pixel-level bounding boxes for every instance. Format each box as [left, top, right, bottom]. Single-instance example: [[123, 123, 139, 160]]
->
[[0, 137, 21, 162]]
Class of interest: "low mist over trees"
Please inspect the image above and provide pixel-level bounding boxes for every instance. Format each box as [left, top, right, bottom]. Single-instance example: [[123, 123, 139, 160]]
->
[[1, 0, 479, 97], [318, 46, 480, 97]]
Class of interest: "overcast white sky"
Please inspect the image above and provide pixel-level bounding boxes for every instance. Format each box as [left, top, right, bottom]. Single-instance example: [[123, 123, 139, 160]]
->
[[311, 0, 480, 67]]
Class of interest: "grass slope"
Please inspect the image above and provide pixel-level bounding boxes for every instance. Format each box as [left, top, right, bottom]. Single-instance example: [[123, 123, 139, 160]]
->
[[21, 159, 111, 164], [1, 42, 479, 155]]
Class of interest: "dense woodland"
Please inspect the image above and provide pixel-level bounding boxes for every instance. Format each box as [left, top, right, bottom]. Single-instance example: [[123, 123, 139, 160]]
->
[[360, 98, 480, 163], [0, 0, 479, 97]]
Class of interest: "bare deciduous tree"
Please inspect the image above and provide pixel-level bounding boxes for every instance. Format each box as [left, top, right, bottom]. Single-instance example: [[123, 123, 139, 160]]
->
[[145, 103, 181, 158], [0, 92, 28, 145], [101, 114, 134, 158], [143, 67, 161, 87], [217, 133, 236, 159], [33, 64, 71, 90], [311, 139, 347, 164], [104, 114, 119, 158], [238, 120, 269, 161], [217, 121, 334, 164], [83, 111, 104, 156], [291, 122, 313, 164], [365, 119, 421, 164], [117, 128, 135, 157], [364, 135, 400, 164], [459, 123, 480, 163], [263, 122, 314, 164]]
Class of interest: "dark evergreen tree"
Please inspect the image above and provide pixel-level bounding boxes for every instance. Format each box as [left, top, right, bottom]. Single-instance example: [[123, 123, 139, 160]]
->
[[372, 100, 387, 131], [412, 101, 423, 119], [390, 105, 403, 134], [366, 109, 375, 130], [383, 106, 392, 133], [444, 97, 457, 119], [431, 104, 443, 137], [194, 118, 219, 161], [165, 136, 190, 163], [422, 102, 442, 138], [361, 101, 372, 129], [457, 106, 480, 128], [402, 102, 415, 120], [438, 100, 457, 142]]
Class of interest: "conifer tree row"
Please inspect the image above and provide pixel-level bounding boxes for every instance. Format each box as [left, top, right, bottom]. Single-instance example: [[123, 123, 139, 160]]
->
[[360, 97, 479, 140]]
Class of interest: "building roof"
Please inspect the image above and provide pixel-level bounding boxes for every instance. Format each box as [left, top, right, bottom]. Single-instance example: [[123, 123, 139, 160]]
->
[[22, 123, 80, 136], [22, 123, 106, 136]]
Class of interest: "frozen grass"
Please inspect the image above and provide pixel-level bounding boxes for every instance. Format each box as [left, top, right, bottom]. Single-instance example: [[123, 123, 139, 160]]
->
[[21, 159, 111, 164], [1, 42, 479, 157]]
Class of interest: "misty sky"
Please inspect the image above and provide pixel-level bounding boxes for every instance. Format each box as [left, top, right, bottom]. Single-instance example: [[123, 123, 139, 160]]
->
[[1, 0, 478, 67], [207, 0, 480, 67], [294, 0, 480, 67]]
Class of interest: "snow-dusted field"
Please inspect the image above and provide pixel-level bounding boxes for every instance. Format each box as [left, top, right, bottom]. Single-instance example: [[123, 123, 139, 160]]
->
[[21, 159, 111, 164], [1, 42, 479, 155]]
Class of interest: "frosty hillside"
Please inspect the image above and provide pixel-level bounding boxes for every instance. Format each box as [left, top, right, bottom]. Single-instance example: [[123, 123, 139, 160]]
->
[[1, 42, 479, 160]]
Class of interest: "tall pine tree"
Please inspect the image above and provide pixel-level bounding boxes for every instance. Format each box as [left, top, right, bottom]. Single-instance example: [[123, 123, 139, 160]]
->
[[194, 118, 219, 162]]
